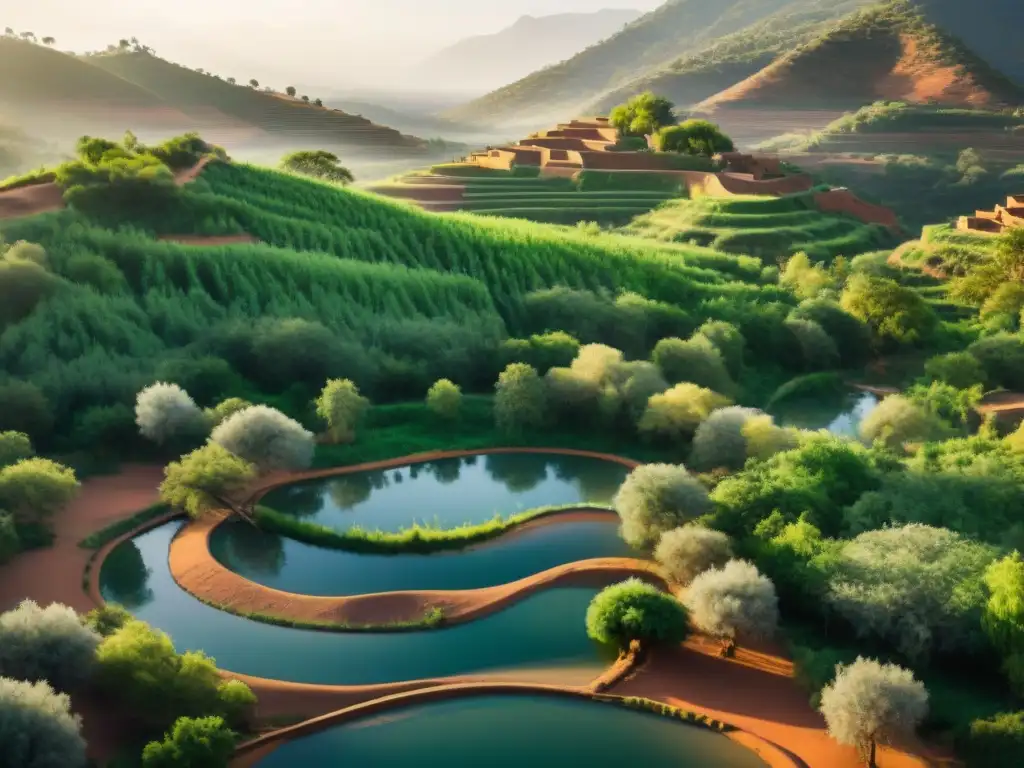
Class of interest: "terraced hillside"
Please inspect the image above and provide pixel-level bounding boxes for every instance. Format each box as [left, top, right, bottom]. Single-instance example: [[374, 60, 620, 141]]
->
[[623, 191, 898, 262], [366, 169, 687, 226], [0, 150, 805, 424]]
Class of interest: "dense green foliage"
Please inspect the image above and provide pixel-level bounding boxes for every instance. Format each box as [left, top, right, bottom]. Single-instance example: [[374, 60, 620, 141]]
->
[[657, 120, 734, 156], [609, 92, 675, 137], [585, 578, 689, 649], [0, 601, 100, 692], [159, 444, 255, 518], [0, 677, 86, 768], [141, 716, 235, 768]]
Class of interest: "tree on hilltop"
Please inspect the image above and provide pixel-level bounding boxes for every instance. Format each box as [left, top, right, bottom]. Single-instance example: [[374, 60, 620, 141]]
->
[[285, 86, 296, 97], [249, 79, 259, 89], [610, 92, 676, 138], [41, 37, 55, 46], [280, 150, 354, 185], [657, 119, 734, 157]]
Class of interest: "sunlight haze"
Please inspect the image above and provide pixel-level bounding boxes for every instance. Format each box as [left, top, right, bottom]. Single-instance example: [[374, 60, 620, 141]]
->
[[4, 0, 663, 91]]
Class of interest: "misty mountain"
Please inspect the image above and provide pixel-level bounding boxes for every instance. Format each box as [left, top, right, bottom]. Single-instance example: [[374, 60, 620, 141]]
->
[[417, 9, 642, 94]]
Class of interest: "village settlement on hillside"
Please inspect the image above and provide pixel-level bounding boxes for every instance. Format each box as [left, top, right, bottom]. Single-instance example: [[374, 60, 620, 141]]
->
[[959, 195, 1024, 235]]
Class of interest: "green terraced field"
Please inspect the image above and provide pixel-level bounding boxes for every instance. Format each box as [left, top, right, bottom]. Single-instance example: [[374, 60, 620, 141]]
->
[[622, 193, 896, 263]]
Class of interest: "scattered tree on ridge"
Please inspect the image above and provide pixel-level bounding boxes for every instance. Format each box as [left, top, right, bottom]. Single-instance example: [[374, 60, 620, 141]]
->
[[135, 383, 208, 447], [280, 150, 354, 185], [210, 406, 314, 472], [0, 677, 87, 768], [819, 657, 928, 768], [141, 715, 236, 768], [248, 79, 259, 89], [0, 601, 100, 692], [426, 379, 462, 421], [614, 463, 712, 548], [685, 560, 779, 651], [315, 379, 370, 443], [159, 443, 256, 519], [586, 579, 689, 650], [494, 363, 546, 434], [654, 524, 733, 586], [285, 86, 296, 97]]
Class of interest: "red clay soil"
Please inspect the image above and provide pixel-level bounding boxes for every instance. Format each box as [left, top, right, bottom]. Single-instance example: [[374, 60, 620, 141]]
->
[[169, 511, 664, 627], [615, 638, 950, 768]]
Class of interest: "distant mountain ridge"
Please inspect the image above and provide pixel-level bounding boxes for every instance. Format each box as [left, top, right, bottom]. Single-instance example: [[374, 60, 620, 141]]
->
[[448, 0, 1023, 128], [0, 37, 428, 154], [419, 9, 642, 94]]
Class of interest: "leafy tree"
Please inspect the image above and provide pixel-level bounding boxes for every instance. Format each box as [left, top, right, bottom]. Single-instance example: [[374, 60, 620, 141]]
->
[[159, 444, 256, 518], [280, 150, 354, 185], [685, 560, 778, 644], [141, 716, 236, 768], [203, 398, 252, 428], [315, 379, 370, 443], [638, 383, 731, 443], [0, 382, 52, 441], [689, 406, 767, 471], [226, 77, 236, 85], [0, 601, 100, 692], [819, 657, 928, 768], [785, 318, 839, 371], [0, 432, 33, 469], [314, 98, 323, 107], [652, 336, 733, 393], [905, 381, 981, 431], [967, 333, 1024, 390], [544, 367, 600, 426], [654, 524, 733, 585], [961, 711, 1024, 768], [41, 37, 55, 46], [301, 95, 310, 102], [0, 459, 78, 528], [859, 395, 946, 451], [0, 677, 86, 768], [825, 525, 995, 662], [781, 252, 835, 300], [210, 406, 314, 472], [0, 257, 58, 331], [4, 242, 49, 268], [95, 620, 255, 730], [426, 379, 461, 420], [135, 383, 208, 448], [494, 363, 546, 434], [951, 227, 1024, 304], [82, 604, 133, 638], [500, 331, 580, 374], [656, 119, 734, 156], [614, 463, 711, 548], [693, 320, 744, 378], [983, 552, 1024, 693], [840, 274, 937, 348], [585, 578, 688, 649], [742, 414, 799, 462], [248, 79, 259, 89], [790, 298, 871, 367], [609, 92, 676, 137], [924, 351, 987, 389], [285, 86, 296, 97]]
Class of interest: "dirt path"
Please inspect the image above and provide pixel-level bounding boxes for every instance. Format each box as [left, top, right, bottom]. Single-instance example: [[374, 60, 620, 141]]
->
[[614, 639, 948, 768], [170, 511, 664, 627]]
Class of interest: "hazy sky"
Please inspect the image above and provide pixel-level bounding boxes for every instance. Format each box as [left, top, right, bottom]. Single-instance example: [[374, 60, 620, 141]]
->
[[4, 1, 663, 90]]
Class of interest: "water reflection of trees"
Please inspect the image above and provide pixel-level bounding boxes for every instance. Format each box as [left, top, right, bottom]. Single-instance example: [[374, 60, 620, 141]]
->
[[278, 483, 327, 518], [485, 454, 548, 494], [427, 459, 461, 485], [223, 523, 285, 578], [101, 541, 153, 609], [328, 471, 389, 510], [553, 457, 625, 503]]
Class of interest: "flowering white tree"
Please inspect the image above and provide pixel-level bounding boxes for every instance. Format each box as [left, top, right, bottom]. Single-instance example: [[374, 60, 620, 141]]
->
[[210, 406, 314, 472], [135, 383, 206, 446], [685, 560, 778, 649]]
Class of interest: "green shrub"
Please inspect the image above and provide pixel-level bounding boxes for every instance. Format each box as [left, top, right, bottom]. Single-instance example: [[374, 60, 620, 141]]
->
[[494, 363, 546, 434], [0, 432, 33, 469], [315, 379, 370, 443], [141, 715, 236, 768], [0, 458, 78, 529], [0, 677, 86, 768], [82, 604, 133, 638], [585, 578, 688, 649], [840, 274, 937, 348], [0, 258, 59, 331], [693, 320, 744, 378], [0, 600, 100, 692], [859, 395, 947, 451], [638, 383, 731, 443], [62, 252, 127, 294], [959, 711, 1024, 767], [499, 331, 580, 374], [0, 381, 53, 441], [159, 444, 255, 518], [924, 351, 987, 389], [614, 463, 711, 548], [652, 336, 733, 393], [426, 379, 462, 421], [968, 334, 1024, 390], [656, 119, 734, 156]]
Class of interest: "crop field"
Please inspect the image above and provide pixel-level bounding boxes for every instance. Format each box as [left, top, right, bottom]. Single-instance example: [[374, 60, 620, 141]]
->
[[623, 192, 896, 263]]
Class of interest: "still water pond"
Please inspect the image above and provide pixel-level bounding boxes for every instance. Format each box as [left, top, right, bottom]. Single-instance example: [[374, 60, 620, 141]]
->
[[258, 453, 630, 532], [256, 695, 766, 768], [771, 391, 879, 438], [210, 516, 633, 596], [100, 522, 615, 685]]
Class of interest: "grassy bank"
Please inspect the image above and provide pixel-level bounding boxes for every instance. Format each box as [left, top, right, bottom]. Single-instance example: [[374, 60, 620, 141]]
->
[[254, 503, 617, 555], [79, 504, 171, 549]]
